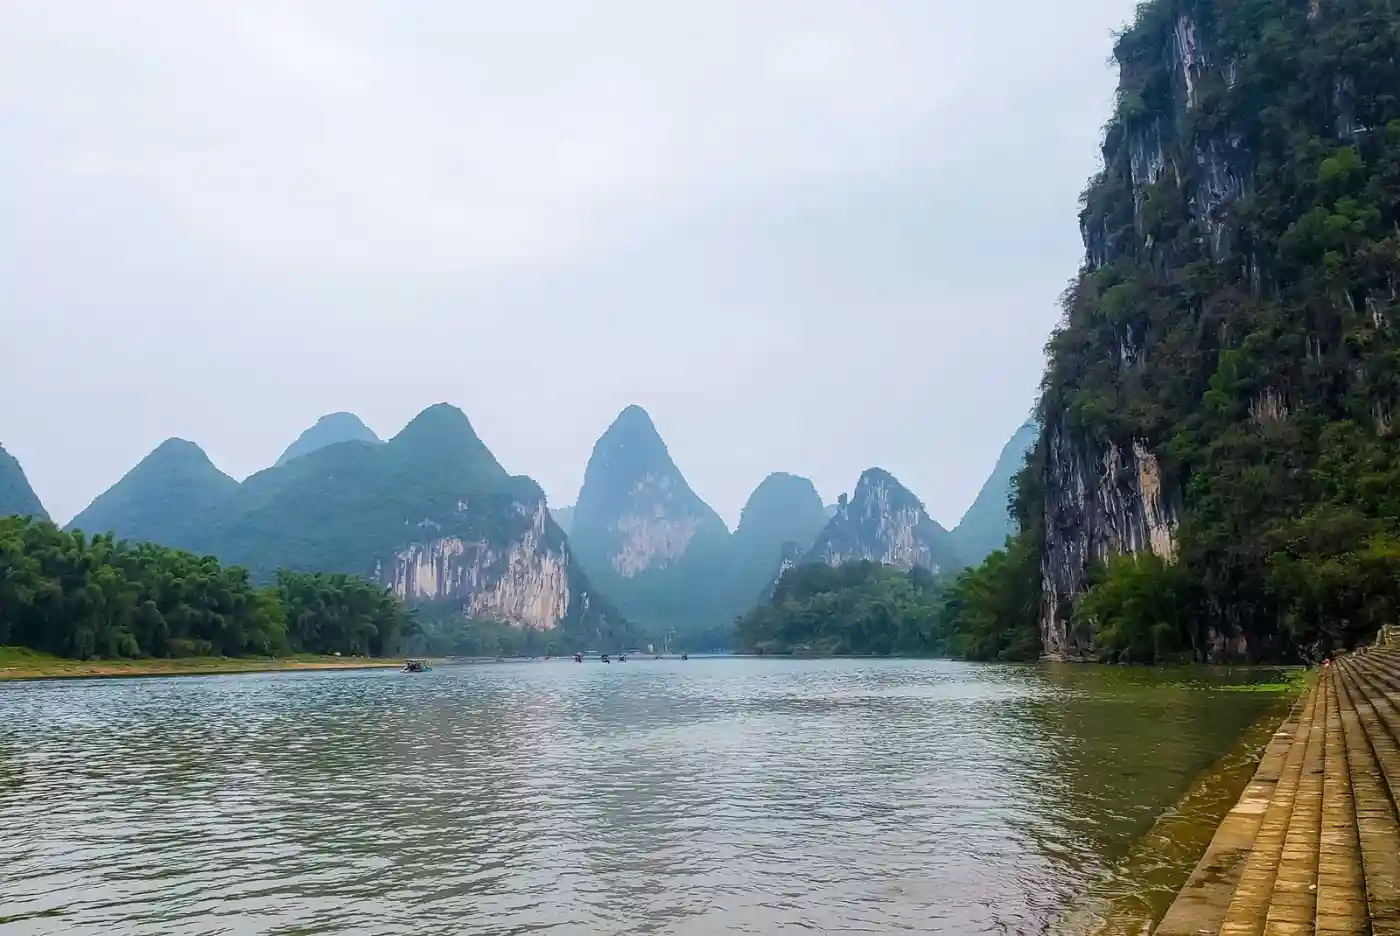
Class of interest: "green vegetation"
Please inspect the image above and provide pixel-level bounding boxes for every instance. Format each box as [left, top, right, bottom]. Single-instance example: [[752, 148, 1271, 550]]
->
[[734, 561, 943, 655], [0, 443, 48, 521], [936, 535, 1042, 661], [569, 405, 742, 646], [0, 646, 401, 681], [948, 421, 1037, 567], [946, 0, 1400, 662], [0, 515, 415, 661], [274, 412, 381, 467], [66, 438, 237, 547], [728, 472, 829, 604]]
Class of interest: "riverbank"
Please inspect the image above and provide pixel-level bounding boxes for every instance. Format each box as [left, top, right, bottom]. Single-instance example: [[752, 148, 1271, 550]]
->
[[0, 647, 405, 681], [1053, 688, 1300, 935], [1147, 644, 1400, 935]]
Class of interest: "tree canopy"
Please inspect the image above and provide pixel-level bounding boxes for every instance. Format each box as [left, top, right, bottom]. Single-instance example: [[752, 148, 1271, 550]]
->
[[0, 516, 414, 660]]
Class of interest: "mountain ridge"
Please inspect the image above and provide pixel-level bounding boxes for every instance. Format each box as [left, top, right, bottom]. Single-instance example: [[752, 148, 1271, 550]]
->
[[0, 443, 48, 521], [275, 412, 380, 467], [66, 438, 238, 545]]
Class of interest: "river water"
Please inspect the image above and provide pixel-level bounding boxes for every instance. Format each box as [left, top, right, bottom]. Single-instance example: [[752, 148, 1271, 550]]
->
[[0, 658, 1291, 935]]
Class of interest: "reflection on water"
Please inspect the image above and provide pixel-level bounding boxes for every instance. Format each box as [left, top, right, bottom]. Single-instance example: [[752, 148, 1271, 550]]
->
[[0, 659, 1289, 935]]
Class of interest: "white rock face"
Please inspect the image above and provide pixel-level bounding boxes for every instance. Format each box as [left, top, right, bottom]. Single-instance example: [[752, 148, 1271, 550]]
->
[[606, 473, 704, 578], [809, 471, 950, 574], [387, 501, 570, 629], [1039, 422, 1180, 660]]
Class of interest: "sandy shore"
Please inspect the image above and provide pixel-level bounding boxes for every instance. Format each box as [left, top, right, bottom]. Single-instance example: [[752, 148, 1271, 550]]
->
[[0, 651, 406, 682]]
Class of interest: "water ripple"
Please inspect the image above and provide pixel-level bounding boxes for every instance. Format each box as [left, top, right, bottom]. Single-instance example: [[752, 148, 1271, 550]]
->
[[0, 659, 1281, 934]]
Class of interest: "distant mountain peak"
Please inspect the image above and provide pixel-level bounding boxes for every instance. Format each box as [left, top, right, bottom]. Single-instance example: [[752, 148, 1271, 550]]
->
[[949, 419, 1038, 565], [807, 467, 956, 573], [569, 405, 732, 629], [0, 442, 48, 521], [730, 472, 828, 607], [393, 403, 479, 442], [66, 437, 237, 541], [735, 472, 825, 542], [275, 413, 380, 467], [151, 437, 215, 462]]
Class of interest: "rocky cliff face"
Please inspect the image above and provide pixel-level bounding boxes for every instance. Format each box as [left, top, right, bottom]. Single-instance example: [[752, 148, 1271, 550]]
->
[[568, 405, 735, 639], [81, 404, 626, 641], [384, 500, 573, 630], [1039, 428, 1181, 658], [0, 443, 47, 521], [1035, 6, 1210, 658], [275, 412, 381, 467], [806, 469, 958, 573], [1031, 0, 1400, 659]]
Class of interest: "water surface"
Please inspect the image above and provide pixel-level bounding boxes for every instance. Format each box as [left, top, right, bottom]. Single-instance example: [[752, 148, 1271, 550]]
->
[[0, 658, 1290, 934]]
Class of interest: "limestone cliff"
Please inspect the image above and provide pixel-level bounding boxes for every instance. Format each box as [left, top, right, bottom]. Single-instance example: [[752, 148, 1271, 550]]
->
[[382, 499, 581, 632], [1030, 0, 1400, 659], [568, 405, 735, 639], [165, 403, 629, 643], [806, 469, 958, 573], [0, 443, 47, 521]]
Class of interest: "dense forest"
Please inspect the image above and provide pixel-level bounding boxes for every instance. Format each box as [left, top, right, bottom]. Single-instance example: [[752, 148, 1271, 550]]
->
[[734, 551, 1044, 660], [0, 516, 415, 660], [942, 0, 1400, 663], [734, 561, 944, 656]]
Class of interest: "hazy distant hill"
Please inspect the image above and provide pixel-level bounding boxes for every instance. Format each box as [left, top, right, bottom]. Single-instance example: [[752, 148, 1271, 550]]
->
[[64, 405, 631, 648], [729, 472, 828, 600], [275, 412, 380, 467], [0, 443, 48, 520], [568, 405, 738, 643], [550, 504, 575, 536], [806, 468, 959, 573], [949, 420, 1037, 566], [66, 438, 238, 545]]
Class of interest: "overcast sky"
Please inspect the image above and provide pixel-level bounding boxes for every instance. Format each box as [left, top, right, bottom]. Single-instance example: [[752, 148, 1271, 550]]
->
[[2, 0, 1135, 529]]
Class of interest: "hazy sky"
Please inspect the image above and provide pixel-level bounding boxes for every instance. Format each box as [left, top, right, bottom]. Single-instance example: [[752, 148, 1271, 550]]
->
[[2, 0, 1135, 529]]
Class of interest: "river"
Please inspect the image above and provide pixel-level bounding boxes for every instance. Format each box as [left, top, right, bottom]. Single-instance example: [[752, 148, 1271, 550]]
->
[[0, 658, 1293, 935]]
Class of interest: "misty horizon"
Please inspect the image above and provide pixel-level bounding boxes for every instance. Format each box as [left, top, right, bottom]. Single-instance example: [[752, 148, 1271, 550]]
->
[[24, 400, 1031, 531], [1, 0, 1139, 530]]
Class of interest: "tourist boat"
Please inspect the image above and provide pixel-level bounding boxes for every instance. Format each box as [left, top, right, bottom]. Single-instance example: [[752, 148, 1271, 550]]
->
[[573, 652, 583, 663], [402, 659, 431, 673]]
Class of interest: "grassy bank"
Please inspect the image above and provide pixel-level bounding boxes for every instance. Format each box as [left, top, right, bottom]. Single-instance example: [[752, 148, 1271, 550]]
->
[[0, 646, 405, 682]]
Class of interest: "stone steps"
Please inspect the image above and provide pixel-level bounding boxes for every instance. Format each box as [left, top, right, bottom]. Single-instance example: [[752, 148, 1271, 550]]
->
[[1154, 644, 1400, 935], [1335, 658, 1400, 934]]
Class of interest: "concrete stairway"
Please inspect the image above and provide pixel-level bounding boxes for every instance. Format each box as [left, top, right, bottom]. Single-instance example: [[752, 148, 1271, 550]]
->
[[1155, 646, 1400, 935]]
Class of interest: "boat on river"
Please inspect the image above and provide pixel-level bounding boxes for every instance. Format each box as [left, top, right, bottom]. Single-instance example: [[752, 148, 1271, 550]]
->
[[402, 659, 432, 673]]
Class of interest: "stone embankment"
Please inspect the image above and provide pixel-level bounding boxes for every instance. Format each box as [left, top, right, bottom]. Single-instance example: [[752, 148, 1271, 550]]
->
[[1155, 642, 1400, 935]]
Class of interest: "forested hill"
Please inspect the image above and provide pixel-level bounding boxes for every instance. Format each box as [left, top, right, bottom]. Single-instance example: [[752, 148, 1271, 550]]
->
[[948, 421, 1036, 566], [66, 439, 237, 546], [0, 516, 413, 660], [951, 0, 1400, 663], [275, 412, 380, 467], [59, 404, 632, 649], [728, 472, 829, 601], [0, 444, 47, 521], [567, 405, 737, 645]]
